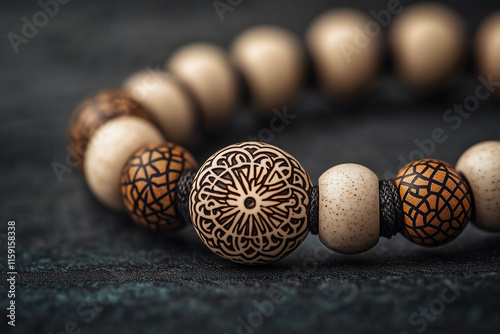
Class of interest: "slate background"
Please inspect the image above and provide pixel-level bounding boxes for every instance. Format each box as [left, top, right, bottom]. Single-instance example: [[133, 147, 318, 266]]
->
[[1, 0, 500, 333]]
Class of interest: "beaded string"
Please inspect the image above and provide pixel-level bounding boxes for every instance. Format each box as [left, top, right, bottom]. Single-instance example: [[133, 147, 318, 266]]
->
[[68, 4, 500, 265]]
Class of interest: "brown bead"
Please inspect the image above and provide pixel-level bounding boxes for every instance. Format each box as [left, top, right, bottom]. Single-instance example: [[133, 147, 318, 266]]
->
[[68, 89, 150, 173], [189, 142, 311, 264], [120, 142, 198, 231], [395, 159, 472, 246]]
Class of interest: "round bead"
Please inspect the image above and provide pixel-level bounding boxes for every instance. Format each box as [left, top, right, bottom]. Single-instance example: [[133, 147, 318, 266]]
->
[[390, 3, 466, 91], [318, 164, 380, 254], [84, 116, 165, 211], [123, 70, 197, 145], [456, 141, 500, 231], [476, 12, 500, 89], [189, 142, 311, 264], [395, 159, 472, 246], [231, 26, 305, 112], [306, 9, 383, 99], [167, 43, 240, 130], [120, 142, 198, 231], [68, 89, 150, 173]]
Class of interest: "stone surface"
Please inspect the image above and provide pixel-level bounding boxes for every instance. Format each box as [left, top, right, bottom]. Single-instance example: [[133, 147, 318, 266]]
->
[[1, 1, 500, 334], [456, 141, 500, 231], [318, 163, 380, 254]]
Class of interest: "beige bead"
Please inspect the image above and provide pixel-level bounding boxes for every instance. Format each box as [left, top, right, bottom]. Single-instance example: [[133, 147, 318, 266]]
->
[[476, 12, 500, 89], [231, 25, 305, 112], [456, 141, 500, 231], [306, 9, 383, 99], [123, 70, 197, 145], [390, 3, 466, 91], [84, 116, 165, 211], [318, 163, 380, 254], [167, 43, 239, 130]]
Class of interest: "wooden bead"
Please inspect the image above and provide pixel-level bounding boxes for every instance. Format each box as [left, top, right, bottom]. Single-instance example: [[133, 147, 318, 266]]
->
[[476, 12, 500, 89], [231, 26, 305, 112], [390, 3, 466, 91], [123, 70, 197, 145], [167, 43, 239, 130], [306, 9, 383, 99], [120, 143, 198, 231], [395, 159, 472, 246], [456, 141, 500, 231], [68, 89, 150, 173], [318, 164, 380, 254], [190, 142, 311, 264], [84, 116, 165, 211]]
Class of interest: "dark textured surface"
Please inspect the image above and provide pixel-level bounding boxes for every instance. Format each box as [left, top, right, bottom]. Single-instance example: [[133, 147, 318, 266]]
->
[[1, 0, 500, 333]]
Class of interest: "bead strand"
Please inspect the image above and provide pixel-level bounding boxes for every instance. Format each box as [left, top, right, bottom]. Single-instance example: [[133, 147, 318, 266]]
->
[[67, 5, 500, 265]]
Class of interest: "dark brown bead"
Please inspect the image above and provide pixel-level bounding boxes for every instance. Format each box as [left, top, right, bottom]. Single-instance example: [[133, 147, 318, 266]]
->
[[67, 88, 150, 173]]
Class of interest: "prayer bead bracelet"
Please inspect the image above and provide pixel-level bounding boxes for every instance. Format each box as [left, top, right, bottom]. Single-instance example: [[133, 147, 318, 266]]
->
[[68, 4, 500, 264]]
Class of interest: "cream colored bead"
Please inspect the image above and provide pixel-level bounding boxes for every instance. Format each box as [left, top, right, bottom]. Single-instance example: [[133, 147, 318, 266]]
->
[[390, 3, 466, 90], [456, 141, 500, 231], [476, 12, 500, 88], [123, 70, 196, 145], [167, 43, 239, 130], [231, 25, 305, 112], [318, 163, 380, 254], [306, 9, 383, 99], [84, 116, 165, 211]]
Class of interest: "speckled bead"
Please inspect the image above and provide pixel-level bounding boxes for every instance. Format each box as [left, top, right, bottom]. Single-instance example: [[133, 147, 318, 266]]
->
[[306, 9, 383, 99], [456, 141, 500, 231], [390, 3, 466, 91], [123, 70, 197, 145], [231, 26, 305, 113], [318, 164, 380, 254], [84, 116, 165, 211], [189, 142, 311, 264], [476, 12, 500, 92], [167, 43, 240, 130], [68, 89, 151, 173], [395, 159, 472, 246], [120, 143, 198, 231]]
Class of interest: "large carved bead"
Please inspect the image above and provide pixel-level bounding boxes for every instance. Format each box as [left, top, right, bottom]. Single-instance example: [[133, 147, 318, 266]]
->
[[189, 142, 312, 264]]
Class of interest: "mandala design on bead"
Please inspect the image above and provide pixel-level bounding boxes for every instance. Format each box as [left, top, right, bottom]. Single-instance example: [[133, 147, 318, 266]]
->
[[120, 142, 198, 231], [395, 159, 472, 246], [189, 142, 312, 264], [68, 89, 150, 173]]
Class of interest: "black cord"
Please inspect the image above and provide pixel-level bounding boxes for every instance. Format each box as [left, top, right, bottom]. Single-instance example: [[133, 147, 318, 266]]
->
[[379, 180, 404, 238]]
